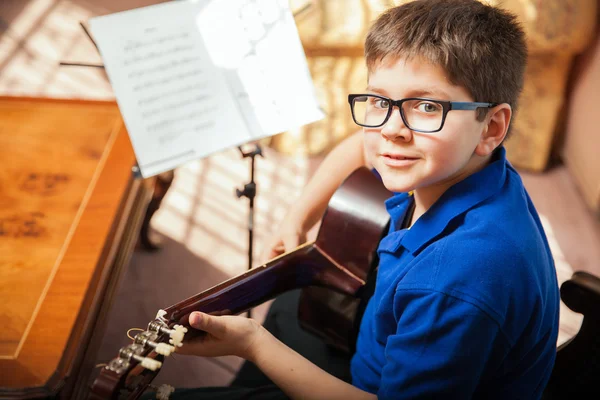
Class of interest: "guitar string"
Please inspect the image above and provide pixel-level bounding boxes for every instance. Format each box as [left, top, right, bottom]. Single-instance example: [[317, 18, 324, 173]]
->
[[127, 327, 145, 339], [92, 328, 144, 368]]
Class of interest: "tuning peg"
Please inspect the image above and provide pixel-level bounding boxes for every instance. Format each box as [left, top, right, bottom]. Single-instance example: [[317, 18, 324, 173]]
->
[[106, 357, 130, 374], [139, 357, 162, 371], [155, 342, 176, 356], [168, 324, 188, 347], [156, 384, 175, 400], [149, 384, 176, 400], [134, 331, 176, 356], [119, 344, 163, 371], [148, 320, 188, 347]]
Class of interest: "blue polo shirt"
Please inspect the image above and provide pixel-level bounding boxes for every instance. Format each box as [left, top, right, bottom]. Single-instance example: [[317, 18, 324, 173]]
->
[[351, 147, 560, 399]]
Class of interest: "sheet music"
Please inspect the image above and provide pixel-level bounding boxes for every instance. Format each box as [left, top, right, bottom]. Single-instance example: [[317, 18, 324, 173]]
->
[[89, 0, 323, 177]]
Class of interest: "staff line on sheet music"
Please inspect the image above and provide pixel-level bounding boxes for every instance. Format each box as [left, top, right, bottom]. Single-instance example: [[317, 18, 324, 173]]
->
[[123, 32, 190, 51], [132, 69, 203, 92], [141, 94, 210, 118], [138, 83, 207, 106], [146, 107, 217, 133], [139, 150, 196, 170], [157, 121, 215, 145], [123, 44, 195, 66], [128, 56, 201, 79]]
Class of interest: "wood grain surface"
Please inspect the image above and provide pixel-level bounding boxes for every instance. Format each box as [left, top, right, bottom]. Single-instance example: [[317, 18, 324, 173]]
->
[[0, 96, 136, 389]]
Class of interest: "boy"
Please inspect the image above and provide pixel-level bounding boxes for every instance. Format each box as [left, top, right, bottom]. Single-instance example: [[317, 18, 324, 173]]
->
[[172, 0, 560, 399]]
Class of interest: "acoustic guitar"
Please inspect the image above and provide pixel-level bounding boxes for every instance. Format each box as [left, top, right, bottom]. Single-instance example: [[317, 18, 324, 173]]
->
[[89, 166, 391, 400]]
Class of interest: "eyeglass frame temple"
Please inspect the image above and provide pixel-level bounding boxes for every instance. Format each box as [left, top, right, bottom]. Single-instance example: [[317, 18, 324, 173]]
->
[[449, 101, 498, 110]]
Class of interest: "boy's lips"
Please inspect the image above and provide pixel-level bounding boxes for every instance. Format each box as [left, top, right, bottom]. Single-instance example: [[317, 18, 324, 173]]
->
[[381, 152, 419, 160], [380, 152, 419, 167]]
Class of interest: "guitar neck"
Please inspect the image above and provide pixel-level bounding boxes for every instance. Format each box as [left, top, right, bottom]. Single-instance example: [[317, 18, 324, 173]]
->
[[163, 241, 365, 325]]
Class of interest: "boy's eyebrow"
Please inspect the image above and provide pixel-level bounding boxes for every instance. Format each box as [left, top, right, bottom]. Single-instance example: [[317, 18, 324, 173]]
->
[[366, 86, 452, 100], [407, 88, 452, 100], [365, 86, 390, 97]]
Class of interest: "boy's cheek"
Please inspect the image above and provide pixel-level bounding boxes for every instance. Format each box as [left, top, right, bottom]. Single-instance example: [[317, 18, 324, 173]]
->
[[363, 134, 379, 158], [363, 145, 378, 166]]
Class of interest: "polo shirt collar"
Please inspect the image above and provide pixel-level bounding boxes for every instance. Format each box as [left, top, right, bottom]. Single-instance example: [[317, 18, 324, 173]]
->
[[384, 147, 509, 255]]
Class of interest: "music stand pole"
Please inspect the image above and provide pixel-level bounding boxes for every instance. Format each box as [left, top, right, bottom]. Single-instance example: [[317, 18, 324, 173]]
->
[[236, 144, 263, 319]]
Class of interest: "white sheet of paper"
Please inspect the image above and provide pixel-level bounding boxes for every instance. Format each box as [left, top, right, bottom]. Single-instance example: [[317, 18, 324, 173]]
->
[[89, 0, 323, 177]]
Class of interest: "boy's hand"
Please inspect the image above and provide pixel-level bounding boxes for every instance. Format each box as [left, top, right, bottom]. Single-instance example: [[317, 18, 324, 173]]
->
[[176, 312, 265, 361], [259, 223, 306, 264]]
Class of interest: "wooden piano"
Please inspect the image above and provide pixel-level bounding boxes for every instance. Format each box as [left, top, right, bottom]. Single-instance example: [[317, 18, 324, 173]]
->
[[0, 96, 164, 399]]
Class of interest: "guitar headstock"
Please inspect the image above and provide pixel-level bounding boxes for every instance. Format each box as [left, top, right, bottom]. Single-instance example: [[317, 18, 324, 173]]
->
[[90, 310, 189, 400], [89, 244, 335, 399]]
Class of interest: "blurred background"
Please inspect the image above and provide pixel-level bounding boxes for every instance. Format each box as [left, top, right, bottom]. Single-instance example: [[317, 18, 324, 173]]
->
[[1, 0, 599, 393]]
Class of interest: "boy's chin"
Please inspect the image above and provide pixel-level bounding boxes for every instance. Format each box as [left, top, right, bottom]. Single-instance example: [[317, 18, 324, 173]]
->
[[380, 176, 416, 194]]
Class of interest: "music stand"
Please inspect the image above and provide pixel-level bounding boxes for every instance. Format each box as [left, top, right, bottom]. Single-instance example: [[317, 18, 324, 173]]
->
[[235, 143, 263, 319]]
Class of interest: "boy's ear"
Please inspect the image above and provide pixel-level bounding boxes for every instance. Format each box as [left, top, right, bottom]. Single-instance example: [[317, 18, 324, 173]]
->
[[475, 104, 512, 157]]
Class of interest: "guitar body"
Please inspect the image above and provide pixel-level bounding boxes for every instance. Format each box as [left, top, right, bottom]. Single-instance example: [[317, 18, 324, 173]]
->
[[89, 166, 390, 399], [298, 287, 366, 353], [298, 167, 390, 353]]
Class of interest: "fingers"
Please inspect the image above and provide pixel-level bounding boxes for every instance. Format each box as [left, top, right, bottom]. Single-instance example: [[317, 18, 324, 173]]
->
[[259, 239, 284, 264], [281, 234, 299, 253], [181, 313, 265, 359], [259, 230, 305, 265], [189, 312, 226, 338]]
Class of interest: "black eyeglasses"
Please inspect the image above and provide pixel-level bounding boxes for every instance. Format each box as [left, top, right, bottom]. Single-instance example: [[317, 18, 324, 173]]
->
[[348, 94, 497, 133]]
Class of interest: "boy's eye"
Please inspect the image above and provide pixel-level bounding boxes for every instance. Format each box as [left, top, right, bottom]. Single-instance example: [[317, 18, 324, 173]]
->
[[372, 98, 390, 109], [415, 102, 441, 113]]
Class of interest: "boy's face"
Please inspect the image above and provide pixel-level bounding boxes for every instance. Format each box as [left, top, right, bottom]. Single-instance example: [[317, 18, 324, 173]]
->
[[363, 57, 489, 196]]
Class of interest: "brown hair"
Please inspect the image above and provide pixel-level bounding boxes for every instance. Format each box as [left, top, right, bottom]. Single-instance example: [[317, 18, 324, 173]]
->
[[365, 0, 527, 135]]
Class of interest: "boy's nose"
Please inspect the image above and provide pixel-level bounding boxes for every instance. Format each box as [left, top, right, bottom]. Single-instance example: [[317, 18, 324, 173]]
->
[[381, 107, 412, 142]]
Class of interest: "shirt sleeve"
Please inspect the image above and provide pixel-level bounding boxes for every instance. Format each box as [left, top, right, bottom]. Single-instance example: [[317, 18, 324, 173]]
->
[[378, 289, 509, 399]]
